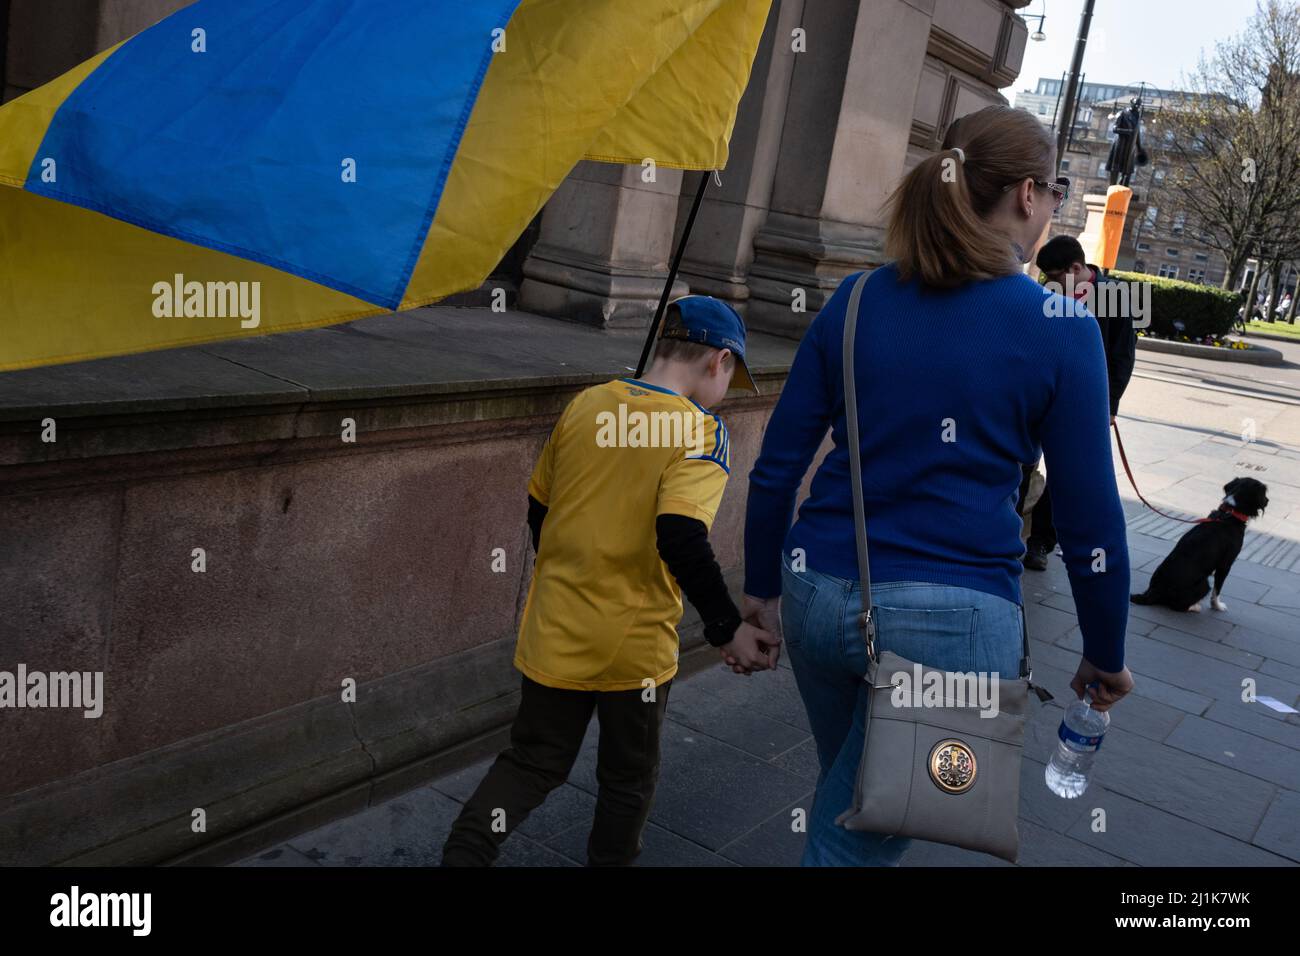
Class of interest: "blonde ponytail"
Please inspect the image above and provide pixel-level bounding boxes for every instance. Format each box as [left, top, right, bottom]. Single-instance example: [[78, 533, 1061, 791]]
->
[[884, 106, 1055, 289]]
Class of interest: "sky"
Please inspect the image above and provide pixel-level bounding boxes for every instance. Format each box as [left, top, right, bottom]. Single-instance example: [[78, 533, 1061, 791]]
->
[[1012, 0, 1265, 95]]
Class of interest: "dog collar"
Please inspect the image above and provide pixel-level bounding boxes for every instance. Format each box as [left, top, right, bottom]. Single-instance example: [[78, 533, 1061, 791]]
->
[[1213, 506, 1252, 523]]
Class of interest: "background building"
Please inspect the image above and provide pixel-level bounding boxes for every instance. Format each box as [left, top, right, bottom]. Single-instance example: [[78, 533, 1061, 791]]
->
[[1013, 75, 1143, 133], [1018, 79, 1232, 286], [1105, 95, 1230, 286]]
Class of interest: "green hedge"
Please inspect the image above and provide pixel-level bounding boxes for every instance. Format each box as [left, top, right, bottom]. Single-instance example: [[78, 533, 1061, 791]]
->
[[1110, 270, 1239, 339]]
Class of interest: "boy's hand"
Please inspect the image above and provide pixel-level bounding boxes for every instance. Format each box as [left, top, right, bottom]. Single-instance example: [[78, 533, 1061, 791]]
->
[[720, 622, 781, 675]]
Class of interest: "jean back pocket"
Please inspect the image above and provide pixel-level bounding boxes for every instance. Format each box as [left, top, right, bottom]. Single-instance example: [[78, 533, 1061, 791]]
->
[[872, 604, 978, 674]]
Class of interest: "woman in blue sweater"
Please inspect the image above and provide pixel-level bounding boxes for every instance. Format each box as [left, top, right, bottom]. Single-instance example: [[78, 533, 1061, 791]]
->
[[739, 106, 1135, 866]]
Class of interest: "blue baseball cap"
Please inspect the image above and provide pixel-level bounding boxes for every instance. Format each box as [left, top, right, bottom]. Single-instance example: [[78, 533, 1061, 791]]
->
[[661, 295, 758, 393]]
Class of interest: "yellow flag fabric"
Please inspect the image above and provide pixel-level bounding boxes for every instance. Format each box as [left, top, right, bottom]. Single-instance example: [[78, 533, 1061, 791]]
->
[[0, 0, 770, 372]]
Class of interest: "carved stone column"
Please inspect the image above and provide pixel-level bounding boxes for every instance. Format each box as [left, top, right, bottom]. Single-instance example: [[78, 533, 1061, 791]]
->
[[518, 161, 689, 329]]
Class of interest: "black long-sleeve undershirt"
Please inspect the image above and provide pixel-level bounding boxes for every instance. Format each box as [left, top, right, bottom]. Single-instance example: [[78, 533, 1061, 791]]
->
[[655, 513, 743, 647], [527, 494, 548, 553], [525, 495, 741, 647]]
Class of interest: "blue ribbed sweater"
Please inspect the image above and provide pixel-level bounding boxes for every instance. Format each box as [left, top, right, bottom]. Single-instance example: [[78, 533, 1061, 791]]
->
[[743, 265, 1130, 673]]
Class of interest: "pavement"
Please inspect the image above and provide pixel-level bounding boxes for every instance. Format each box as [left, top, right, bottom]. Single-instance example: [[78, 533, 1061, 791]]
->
[[236, 341, 1300, 868]]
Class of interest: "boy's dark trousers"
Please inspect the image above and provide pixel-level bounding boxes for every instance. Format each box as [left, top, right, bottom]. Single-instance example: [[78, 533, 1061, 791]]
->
[[1018, 460, 1057, 551], [440, 674, 672, 866]]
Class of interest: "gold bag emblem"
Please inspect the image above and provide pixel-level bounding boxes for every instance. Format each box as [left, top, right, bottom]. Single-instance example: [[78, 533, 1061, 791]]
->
[[929, 739, 977, 793]]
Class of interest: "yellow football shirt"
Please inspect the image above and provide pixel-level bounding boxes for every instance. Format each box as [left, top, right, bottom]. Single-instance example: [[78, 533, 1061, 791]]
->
[[515, 377, 731, 691]]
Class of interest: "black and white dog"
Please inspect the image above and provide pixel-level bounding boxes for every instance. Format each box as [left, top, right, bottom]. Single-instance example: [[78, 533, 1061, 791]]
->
[[1131, 478, 1269, 613]]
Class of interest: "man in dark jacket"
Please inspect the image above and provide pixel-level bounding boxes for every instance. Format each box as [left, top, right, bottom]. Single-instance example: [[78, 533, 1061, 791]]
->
[[1020, 235, 1137, 570]]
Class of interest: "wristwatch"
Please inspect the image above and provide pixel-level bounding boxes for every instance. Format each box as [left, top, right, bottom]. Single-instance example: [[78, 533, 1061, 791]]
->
[[703, 612, 743, 648]]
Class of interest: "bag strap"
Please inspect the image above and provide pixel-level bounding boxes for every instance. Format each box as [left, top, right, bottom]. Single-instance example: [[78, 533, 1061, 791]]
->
[[841, 273, 877, 662], [839, 271, 1032, 679]]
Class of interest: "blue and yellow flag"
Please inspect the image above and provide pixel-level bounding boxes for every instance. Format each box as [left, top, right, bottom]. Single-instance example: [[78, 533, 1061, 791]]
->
[[0, 0, 770, 371]]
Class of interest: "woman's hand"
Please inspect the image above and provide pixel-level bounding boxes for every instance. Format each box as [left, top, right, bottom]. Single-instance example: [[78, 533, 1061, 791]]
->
[[1071, 657, 1134, 712], [741, 594, 782, 640]]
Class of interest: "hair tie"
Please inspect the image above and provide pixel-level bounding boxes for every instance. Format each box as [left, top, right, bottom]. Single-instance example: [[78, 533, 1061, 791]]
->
[[952, 147, 965, 165]]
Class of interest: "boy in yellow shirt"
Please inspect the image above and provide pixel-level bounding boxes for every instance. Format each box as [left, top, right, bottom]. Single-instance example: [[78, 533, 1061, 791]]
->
[[441, 296, 780, 866]]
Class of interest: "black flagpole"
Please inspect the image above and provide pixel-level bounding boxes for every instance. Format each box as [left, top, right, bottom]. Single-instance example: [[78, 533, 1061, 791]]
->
[[634, 169, 713, 377]]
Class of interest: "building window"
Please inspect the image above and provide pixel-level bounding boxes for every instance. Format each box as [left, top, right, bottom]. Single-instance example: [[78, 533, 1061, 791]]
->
[[1166, 248, 1180, 257], [1154, 169, 1166, 182], [1194, 252, 1209, 262], [1188, 269, 1206, 283], [1172, 212, 1185, 233], [1158, 264, 1180, 279], [1134, 260, 1146, 272], [1038, 104, 1048, 115], [1136, 242, 1151, 251], [1060, 159, 1071, 171]]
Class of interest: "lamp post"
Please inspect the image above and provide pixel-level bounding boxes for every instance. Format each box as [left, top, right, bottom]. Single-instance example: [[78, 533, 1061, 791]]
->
[[0, 0, 9, 106], [1055, 0, 1097, 176]]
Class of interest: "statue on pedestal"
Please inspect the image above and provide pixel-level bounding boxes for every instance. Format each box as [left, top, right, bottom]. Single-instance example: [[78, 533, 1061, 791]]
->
[[1106, 97, 1150, 188]]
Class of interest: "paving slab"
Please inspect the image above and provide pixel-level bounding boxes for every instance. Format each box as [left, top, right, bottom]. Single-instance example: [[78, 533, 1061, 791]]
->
[[1015, 819, 1127, 867], [1223, 626, 1300, 670], [1259, 585, 1300, 611], [1125, 601, 1235, 640], [715, 794, 814, 867], [288, 786, 461, 867], [1260, 658, 1300, 685], [1019, 758, 1092, 834], [1023, 602, 1080, 643], [1063, 788, 1291, 867], [663, 681, 810, 760], [1121, 632, 1300, 704], [234, 844, 319, 867], [769, 738, 820, 783], [1077, 727, 1277, 841], [1253, 791, 1300, 862], [1143, 624, 1265, 669], [1165, 716, 1300, 790], [565, 718, 811, 852], [679, 662, 812, 734]]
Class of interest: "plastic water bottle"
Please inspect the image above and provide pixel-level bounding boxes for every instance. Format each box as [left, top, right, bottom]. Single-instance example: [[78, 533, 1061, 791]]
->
[[1045, 696, 1109, 798]]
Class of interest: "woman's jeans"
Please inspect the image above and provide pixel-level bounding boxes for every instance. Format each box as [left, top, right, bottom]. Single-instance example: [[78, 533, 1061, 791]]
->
[[780, 557, 1025, 867]]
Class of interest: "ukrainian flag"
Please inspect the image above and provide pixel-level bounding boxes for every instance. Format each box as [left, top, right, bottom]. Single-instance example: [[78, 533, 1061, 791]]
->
[[0, 0, 770, 371]]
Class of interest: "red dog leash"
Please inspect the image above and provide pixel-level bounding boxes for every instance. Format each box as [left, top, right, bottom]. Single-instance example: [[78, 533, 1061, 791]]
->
[[1111, 421, 1210, 526]]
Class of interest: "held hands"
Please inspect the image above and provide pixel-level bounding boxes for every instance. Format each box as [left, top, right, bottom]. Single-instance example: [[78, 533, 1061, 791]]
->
[[720, 622, 781, 675], [719, 595, 784, 676], [1071, 657, 1134, 712]]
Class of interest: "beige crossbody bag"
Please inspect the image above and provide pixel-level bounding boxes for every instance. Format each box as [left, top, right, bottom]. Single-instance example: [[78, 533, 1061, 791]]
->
[[833, 270, 1052, 863]]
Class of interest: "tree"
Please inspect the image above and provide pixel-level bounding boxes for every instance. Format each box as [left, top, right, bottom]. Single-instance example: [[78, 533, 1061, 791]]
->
[[1161, 0, 1300, 292]]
